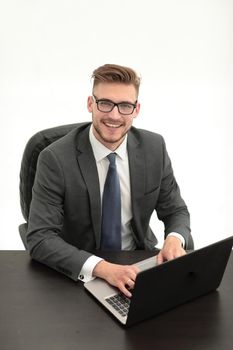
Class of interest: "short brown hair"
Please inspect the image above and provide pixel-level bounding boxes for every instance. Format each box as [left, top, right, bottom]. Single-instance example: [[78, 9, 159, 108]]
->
[[92, 64, 141, 95]]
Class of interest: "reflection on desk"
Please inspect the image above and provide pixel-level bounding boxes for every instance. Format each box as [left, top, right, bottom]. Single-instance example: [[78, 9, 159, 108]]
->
[[0, 251, 232, 350]]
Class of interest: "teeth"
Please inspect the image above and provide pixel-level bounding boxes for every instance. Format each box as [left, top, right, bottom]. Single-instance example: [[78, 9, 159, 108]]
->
[[105, 123, 120, 128]]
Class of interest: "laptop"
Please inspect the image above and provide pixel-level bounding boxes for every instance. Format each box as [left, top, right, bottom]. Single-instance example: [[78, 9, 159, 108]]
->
[[84, 236, 233, 327]]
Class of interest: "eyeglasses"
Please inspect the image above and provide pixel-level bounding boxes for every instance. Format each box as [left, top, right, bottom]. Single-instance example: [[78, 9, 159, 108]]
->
[[93, 95, 137, 115]]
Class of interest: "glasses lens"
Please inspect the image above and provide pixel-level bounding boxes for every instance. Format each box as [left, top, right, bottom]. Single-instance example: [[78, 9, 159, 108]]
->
[[97, 100, 114, 112], [118, 103, 135, 115]]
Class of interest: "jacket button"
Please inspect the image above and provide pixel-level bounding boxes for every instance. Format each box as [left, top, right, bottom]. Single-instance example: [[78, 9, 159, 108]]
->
[[79, 274, 84, 280]]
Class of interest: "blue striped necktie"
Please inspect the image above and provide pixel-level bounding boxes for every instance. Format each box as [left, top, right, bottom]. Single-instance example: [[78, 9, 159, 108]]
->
[[101, 153, 121, 250]]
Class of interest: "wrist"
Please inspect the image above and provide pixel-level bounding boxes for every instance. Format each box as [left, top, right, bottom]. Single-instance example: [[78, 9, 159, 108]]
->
[[93, 260, 110, 279], [165, 235, 183, 247], [167, 233, 185, 247]]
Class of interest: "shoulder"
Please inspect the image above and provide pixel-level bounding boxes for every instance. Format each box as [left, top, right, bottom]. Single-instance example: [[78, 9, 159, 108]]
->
[[129, 126, 165, 148], [44, 122, 91, 153], [39, 122, 91, 164]]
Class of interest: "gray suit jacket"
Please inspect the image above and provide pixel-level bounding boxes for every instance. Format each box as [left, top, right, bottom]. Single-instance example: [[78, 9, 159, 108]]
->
[[27, 123, 191, 280]]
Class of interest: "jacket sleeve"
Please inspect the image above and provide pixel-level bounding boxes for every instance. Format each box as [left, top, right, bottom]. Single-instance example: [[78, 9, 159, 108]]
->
[[26, 147, 91, 280], [155, 138, 191, 247]]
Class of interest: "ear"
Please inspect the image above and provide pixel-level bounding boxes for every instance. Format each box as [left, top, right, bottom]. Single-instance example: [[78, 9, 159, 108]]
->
[[87, 96, 93, 113], [133, 102, 141, 119]]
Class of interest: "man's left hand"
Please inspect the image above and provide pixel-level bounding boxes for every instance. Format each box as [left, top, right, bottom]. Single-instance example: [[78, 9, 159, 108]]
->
[[157, 236, 186, 265]]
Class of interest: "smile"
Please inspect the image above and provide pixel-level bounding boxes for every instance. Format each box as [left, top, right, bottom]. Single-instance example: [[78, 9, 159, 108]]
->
[[104, 122, 122, 128]]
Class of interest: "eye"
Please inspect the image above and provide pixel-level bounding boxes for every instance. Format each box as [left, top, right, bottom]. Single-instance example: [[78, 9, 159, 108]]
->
[[99, 100, 113, 108], [119, 103, 133, 111], [118, 102, 135, 115]]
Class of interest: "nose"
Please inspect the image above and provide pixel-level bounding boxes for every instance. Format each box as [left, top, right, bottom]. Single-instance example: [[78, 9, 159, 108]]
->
[[109, 105, 121, 119]]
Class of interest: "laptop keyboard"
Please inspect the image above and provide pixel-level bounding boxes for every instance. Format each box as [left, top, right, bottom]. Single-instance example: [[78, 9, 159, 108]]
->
[[105, 293, 131, 317]]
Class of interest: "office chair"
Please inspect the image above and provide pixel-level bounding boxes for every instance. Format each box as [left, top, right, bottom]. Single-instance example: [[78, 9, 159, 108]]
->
[[19, 123, 79, 248], [19, 123, 194, 250]]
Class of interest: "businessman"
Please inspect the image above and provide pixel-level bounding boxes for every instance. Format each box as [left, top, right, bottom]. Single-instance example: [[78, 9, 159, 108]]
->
[[27, 63, 192, 297]]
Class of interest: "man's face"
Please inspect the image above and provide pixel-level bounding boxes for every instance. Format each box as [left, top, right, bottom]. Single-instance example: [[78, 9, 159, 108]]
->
[[87, 82, 140, 150]]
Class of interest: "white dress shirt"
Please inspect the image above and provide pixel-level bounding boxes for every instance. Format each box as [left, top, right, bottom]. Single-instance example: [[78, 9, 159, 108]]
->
[[78, 125, 184, 282]]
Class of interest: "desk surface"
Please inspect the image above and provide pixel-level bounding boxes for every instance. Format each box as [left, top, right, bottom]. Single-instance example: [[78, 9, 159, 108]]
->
[[0, 250, 233, 350]]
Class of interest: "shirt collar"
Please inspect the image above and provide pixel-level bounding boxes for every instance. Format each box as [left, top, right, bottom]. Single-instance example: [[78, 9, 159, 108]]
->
[[89, 124, 127, 162]]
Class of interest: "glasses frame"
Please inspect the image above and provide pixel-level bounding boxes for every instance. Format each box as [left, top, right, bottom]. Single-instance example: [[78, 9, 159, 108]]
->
[[93, 95, 137, 115]]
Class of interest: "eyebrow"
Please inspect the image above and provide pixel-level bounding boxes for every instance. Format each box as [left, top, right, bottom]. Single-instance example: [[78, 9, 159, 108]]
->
[[94, 95, 136, 104]]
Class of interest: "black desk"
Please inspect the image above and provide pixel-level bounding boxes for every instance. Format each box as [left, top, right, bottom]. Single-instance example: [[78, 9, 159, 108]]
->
[[0, 251, 233, 350]]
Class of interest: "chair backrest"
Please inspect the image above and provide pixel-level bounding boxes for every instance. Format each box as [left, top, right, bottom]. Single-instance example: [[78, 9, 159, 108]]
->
[[19, 123, 79, 222]]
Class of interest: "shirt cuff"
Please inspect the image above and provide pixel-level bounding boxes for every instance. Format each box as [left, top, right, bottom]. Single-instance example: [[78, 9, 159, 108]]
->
[[78, 255, 104, 283], [167, 232, 185, 247]]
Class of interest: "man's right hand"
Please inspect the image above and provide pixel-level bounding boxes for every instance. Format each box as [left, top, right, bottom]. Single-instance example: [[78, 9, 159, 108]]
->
[[93, 260, 140, 298]]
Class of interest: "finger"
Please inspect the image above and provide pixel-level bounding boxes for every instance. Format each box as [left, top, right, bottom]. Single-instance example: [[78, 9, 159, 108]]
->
[[164, 250, 174, 261], [118, 282, 132, 298], [174, 248, 187, 259], [157, 252, 164, 265], [123, 266, 139, 283], [129, 270, 138, 282], [125, 278, 135, 290], [164, 248, 186, 261]]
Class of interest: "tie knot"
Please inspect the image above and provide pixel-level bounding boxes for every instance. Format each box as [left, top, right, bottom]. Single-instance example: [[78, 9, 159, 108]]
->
[[107, 153, 116, 165]]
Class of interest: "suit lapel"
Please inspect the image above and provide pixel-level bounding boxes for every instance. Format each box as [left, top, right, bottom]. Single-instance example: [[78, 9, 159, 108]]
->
[[75, 125, 102, 248]]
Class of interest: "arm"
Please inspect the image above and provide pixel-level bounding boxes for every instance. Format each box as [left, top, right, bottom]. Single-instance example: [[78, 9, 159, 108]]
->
[[155, 138, 191, 262], [28, 147, 142, 294], [27, 147, 92, 280]]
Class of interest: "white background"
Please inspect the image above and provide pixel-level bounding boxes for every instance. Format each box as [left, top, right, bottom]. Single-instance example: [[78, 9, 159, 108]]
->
[[0, 0, 232, 250]]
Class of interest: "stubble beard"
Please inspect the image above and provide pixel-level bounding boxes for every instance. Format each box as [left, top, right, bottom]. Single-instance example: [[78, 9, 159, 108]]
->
[[93, 121, 129, 147]]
